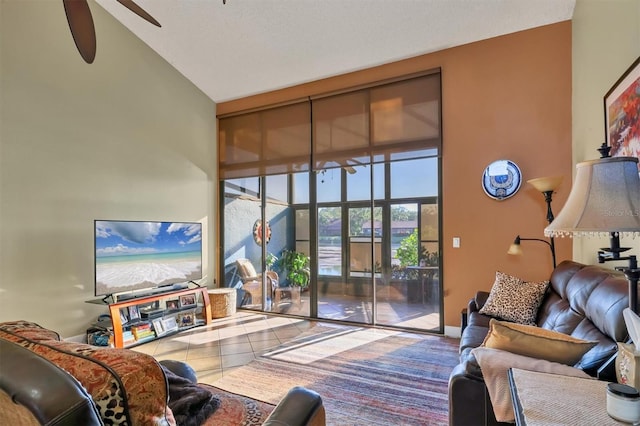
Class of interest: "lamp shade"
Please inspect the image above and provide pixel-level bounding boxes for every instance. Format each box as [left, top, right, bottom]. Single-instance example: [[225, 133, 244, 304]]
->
[[507, 243, 523, 256], [544, 157, 640, 238], [527, 175, 563, 193]]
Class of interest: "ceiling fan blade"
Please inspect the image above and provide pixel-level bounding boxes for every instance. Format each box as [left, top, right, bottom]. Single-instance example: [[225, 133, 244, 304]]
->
[[116, 0, 161, 27], [63, 0, 96, 64]]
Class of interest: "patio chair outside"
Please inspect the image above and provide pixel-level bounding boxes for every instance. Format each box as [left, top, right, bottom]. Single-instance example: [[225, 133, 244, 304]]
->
[[236, 258, 279, 307]]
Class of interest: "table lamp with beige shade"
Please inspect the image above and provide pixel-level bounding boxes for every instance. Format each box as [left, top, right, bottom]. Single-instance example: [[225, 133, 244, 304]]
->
[[544, 154, 640, 311], [544, 152, 640, 392]]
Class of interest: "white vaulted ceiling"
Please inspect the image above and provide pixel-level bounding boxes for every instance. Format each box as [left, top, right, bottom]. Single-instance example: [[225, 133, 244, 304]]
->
[[95, 0, 575, 103]]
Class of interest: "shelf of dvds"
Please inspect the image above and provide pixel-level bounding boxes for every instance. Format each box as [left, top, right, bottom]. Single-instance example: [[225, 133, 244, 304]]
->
[[99, 287, 212, 348]]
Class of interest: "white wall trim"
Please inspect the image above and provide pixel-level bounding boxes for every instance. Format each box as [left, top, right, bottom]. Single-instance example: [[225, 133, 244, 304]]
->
[[445, 325, 462, 338], [65, 334, 87, 344]]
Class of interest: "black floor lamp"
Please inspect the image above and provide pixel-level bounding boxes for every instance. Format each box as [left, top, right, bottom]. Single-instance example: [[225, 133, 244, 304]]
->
[[507, 176, 562, 269], [508, 235, 557, 269]]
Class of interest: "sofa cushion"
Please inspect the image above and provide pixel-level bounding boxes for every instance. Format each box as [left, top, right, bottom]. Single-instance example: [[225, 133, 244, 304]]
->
[[540, 264, 629, 342], [482, 319, 597, 365], [0, 390, 43, 426], [478, 271, 549, 325]]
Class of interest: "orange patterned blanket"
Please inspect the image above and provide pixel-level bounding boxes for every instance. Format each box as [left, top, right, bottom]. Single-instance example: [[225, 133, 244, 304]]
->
[[0, 320, 171, 425]]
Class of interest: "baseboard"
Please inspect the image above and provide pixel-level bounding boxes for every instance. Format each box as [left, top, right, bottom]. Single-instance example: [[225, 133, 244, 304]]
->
[[65, 333, 86, 343], [68, 327, 462, 342], [444, 325, 461, 338]]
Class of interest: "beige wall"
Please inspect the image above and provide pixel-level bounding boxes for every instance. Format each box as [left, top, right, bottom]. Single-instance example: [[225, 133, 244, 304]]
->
[[218, 23, 574, 330], [572, 0, 640, 264], [0, 1, 217, 337]]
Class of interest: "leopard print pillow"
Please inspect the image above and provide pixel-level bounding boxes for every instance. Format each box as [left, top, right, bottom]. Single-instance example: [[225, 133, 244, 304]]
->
[[478, 271, 549, 325]]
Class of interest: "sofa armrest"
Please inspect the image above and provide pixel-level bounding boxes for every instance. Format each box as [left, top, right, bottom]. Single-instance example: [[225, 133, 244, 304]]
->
[[262, 386, 325, 426], [0, 339, 103, 426], [448, 363, 506, 426], [597, 352, 618, 382], [473, 291, 490, 312]]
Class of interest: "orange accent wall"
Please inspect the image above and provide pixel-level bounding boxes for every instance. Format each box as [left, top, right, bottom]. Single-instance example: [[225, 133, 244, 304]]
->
[[217, 22, 573, 329]]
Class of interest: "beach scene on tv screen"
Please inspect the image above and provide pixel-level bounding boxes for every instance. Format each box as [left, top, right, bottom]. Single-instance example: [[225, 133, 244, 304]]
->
[[95, 221, 202, 296]]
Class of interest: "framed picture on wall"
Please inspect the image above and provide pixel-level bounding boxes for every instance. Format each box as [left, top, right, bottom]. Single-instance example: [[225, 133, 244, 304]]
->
[[604, 56, 640, 170]]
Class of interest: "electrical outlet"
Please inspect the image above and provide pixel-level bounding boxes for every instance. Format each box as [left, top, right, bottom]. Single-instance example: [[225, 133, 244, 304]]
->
[[453, 237, 461, 248]]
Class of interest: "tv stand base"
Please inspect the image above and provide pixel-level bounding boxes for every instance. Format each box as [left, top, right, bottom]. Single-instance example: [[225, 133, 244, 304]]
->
[[89, 287, 212, 348]]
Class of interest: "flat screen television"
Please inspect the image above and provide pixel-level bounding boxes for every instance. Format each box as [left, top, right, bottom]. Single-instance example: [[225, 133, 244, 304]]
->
[[94, 220, 203, 298]]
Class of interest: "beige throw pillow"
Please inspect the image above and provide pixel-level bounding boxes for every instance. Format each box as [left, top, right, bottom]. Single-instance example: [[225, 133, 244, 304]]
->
[[478, 271, 549, 325], [482, 319, 597, 366]]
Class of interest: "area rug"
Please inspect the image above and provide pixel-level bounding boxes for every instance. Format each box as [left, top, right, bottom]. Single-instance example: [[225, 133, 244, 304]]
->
[[198, 386, 275, 426], [211, 325, 460, 425]]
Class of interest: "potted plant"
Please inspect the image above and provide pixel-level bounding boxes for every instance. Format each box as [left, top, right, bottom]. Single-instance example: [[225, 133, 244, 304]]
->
[[278, 250, 310, 288], [265, 252, 278, 272]]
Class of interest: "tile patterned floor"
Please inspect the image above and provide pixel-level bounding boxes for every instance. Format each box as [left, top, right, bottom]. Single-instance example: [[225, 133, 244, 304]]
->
[[132, 311, 321, 385]]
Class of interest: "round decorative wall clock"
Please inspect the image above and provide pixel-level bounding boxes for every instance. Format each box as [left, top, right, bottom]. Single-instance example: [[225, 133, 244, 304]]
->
[[482, 160, 522, 200], [253, 219, 272, 245]]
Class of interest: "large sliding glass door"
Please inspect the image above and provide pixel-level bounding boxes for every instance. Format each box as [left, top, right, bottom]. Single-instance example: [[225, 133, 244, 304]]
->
[[378, 157, 440, 331], [312, 160, 440, 330], [219, 72, 442, 333]]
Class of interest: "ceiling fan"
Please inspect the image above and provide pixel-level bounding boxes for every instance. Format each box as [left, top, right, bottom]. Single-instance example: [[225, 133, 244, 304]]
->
[[63, 0, 161, 64]]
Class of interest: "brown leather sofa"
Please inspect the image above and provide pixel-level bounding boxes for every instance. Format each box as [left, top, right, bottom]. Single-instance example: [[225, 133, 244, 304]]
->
[[0, 323, 325, 426], [448, 260, 630, 426]]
